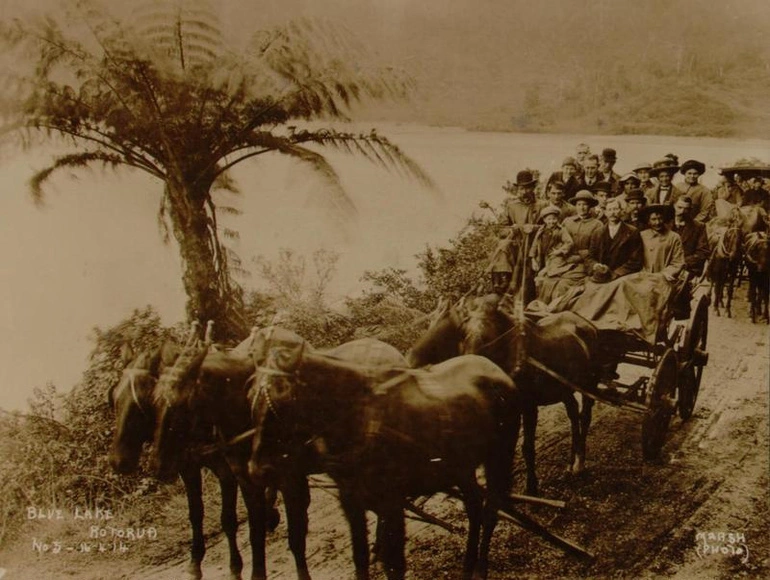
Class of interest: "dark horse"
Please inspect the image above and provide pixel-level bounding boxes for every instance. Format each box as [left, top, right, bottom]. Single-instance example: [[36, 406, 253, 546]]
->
[[247, 334, 411, 571], [409, 293, 601, 496], [151, 330, 308, 580], [744, 232, 770, 323], [707, 210, 744, 318], [108, 342, 254, 580], [248, 327, 520, 580]]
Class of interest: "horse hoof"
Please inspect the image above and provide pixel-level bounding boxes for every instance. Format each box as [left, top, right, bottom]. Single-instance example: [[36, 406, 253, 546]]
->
[[571, 460, 586, 475], [186, 563, 203, 580]]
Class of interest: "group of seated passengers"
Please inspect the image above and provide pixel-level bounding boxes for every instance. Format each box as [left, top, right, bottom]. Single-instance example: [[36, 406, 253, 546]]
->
[[489, 163, 710, 307]]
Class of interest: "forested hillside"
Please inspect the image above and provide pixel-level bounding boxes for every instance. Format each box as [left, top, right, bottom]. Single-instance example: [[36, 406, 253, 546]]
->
[[230, 0, 770, 137]]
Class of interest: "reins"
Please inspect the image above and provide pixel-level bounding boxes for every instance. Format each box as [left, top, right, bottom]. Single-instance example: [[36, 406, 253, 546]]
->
[[470, 322, 520, 353]]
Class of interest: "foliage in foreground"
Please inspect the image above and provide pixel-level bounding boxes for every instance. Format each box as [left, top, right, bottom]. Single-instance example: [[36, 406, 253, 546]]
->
[[0, 307, 176, 546]]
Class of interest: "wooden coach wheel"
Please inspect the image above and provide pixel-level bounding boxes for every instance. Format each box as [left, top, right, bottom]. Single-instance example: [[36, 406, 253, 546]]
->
[[678, 295, 710, 420], [642, 348, 678, 460]]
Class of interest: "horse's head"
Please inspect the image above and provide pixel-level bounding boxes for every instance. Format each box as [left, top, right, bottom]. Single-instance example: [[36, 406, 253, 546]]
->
[[457, 294, 512, 369], [247, 327, 309, 481], [407, 298, 466, 367], [151, 342, 210, 481], [108, 342, 178, 474]]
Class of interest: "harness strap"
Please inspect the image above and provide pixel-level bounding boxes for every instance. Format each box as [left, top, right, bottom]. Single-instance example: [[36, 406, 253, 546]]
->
[[123, 370, 151, 418], [197, 427, 258, 457], [525, 356, 644, 414]]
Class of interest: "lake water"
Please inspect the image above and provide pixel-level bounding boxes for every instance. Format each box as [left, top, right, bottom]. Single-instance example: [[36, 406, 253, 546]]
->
[[1, 125, 768, 409]]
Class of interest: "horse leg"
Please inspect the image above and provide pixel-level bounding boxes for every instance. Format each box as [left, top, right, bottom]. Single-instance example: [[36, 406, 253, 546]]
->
[[338, 489, 370, 580], [712, 276, 722, 317], [238, 479, 267, 580], [579, 395, 594, 472], [377, 503, 407, 580], [179, 467, 205, 580], [725, 271, 734, 318], [456, 478, 483, 579], [562, 394, 583, 474], [521, 403, 539, 496], [211, 459, 243, 580], [475, 413, 517, 580], [281, 472, 312, 580]]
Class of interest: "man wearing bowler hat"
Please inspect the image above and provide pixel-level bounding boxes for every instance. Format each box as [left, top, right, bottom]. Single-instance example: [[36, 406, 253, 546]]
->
[[503, 169, 544, 302], [679, 159, 714, 222], [639, 204, 685, 283], [505, 169, 543, 227], [646, 158, 684, 207], [599, 148, 621, 195]]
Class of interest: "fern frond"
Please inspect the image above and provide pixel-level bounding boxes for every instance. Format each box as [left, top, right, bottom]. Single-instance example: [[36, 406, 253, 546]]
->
[[289, 128, 437, 192], [29, 150, 124, 204]]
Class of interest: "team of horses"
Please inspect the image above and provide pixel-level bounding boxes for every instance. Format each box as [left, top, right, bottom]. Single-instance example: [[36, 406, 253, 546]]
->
[[109, 319, 525, 579]]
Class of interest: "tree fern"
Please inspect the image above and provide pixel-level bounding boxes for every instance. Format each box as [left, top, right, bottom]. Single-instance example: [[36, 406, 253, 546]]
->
[[1, 0, 434, 340]]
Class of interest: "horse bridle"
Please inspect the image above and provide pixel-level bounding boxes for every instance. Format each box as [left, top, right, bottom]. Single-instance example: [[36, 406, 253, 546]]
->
[[251, 326, 305, 421], [252, 366, 294, 419], [115, 369, 152, 418]]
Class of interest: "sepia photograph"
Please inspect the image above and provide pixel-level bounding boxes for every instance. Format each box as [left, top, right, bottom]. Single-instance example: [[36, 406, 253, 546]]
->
[[0, 0, 768, 578]]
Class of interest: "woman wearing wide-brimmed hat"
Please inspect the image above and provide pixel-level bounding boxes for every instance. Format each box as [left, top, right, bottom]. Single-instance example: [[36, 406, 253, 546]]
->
[[633, 162, 656, 194], [534, 190, 604, 303], [645, 158, 684, 207], [678, 159, 714, 222]]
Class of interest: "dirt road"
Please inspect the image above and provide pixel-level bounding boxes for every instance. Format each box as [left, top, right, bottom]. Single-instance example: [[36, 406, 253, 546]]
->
[[4, 289, 768, 580]]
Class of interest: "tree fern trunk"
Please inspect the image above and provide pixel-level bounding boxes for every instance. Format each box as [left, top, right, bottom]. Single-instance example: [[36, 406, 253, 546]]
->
[[165, 181, 246, 341]]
